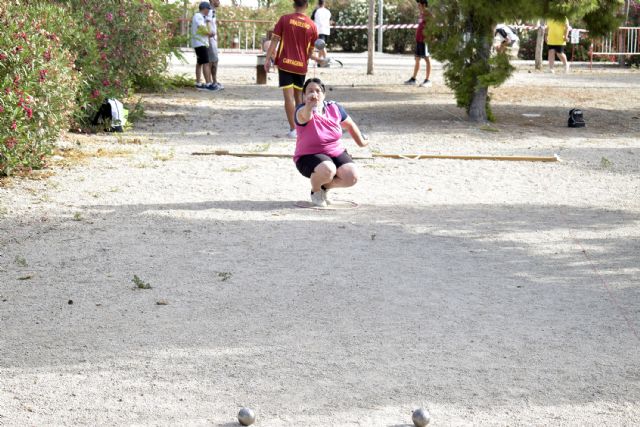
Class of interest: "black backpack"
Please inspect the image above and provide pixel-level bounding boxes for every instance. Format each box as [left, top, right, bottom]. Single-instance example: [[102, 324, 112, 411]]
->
[[568, 108, 586, 128], [92, 98, 127, 132]]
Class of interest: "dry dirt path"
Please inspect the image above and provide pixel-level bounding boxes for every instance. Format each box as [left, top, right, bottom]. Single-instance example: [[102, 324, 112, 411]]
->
[[1, 53, 639, 426]]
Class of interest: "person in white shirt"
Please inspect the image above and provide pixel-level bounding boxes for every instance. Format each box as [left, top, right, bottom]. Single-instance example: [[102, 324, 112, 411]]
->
[[206, 0, 223, 91], [494, 24, 520, 57], [312, 0, 331, 63], [191, 2, 216, 90]]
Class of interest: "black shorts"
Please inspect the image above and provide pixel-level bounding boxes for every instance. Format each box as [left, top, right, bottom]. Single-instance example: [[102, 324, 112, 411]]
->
[[415, 41, 430, 58], [547, 44, 565, 54], [278, 69, 305, 90], [319, 34, 329, 43], [194, 46, 210, 65], [296, 150, 354, 178]]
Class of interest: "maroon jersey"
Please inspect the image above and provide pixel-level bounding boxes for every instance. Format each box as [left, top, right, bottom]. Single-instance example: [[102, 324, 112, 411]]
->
[[273, 12, 318, 75]]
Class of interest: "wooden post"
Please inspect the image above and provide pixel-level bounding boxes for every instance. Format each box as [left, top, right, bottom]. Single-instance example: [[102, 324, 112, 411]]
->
[[367, 0, 375, 75], [256, 55, 267, 84]]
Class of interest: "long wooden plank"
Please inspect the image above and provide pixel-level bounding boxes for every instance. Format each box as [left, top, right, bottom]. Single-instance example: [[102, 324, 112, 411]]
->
[[192, 150, 560, 162]]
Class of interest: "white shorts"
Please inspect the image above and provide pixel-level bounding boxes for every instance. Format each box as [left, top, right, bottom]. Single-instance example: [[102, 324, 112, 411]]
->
[[207, 39, 218, 63]]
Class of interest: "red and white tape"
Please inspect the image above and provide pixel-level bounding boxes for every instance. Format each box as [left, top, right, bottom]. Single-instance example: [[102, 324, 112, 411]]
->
[[332, 23, 418, 30], [331, 23, 585, 32]]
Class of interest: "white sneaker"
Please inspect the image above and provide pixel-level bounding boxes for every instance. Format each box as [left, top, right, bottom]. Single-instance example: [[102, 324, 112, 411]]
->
[[420, 79, 432, 87], [322, 188, 332, 205], [310, 191, 327, 207], [286, 129, 297, 139]]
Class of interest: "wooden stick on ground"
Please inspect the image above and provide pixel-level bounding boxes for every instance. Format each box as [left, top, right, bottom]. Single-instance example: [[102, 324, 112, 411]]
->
[[192, 150, 560, 162]]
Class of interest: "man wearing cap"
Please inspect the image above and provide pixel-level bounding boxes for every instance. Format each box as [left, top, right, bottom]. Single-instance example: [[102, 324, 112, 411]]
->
[[191, 2, 216, 90]]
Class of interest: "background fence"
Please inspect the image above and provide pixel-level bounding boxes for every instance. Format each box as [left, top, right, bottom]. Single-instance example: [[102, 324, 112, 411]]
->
[[179, 17, 640, 65]]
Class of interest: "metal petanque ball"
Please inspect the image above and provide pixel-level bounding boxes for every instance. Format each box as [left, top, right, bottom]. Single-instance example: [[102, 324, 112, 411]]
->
[[237, 407, 256, 426], [412, 407, 431, 427], [314, 38, 326, 50]]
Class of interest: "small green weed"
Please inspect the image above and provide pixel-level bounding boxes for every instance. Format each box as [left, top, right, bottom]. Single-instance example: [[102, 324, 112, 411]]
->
[[217, 272, 233, 282], [73, 212, 82, 221], [132, 275, 152, 289], [126, 98, 145, 124], [600, 157, 613, 169], [14, 256, 28, 267]]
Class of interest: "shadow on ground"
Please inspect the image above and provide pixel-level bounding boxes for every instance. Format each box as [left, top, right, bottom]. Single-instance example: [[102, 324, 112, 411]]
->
[[1, 201, 638, 417]]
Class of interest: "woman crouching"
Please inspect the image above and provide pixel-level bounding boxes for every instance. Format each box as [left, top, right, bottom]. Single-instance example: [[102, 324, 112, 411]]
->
[[294, 78, 368, 207]]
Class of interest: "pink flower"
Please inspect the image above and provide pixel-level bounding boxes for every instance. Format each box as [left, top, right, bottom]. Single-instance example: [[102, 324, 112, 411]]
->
[[0, 53, 7, 61], [91, 89, 101, 99], [100, 52, 107, 60], [24, 107, 33, 119], [39, 69, 48, 82], [106, 12, 114, 22], [102, 79, 110, 87], [43, 50, 51, 62], [0, 106, 4, 113], [11, 121, 17, 130], [14, 45, 23, 53]]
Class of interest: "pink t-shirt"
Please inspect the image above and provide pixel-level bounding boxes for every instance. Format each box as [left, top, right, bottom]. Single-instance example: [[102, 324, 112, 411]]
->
[[294, 101, 348, 162]]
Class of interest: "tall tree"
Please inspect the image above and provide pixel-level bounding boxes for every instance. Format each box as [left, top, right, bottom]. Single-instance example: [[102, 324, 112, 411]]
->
[[426, 0, 624, 122]]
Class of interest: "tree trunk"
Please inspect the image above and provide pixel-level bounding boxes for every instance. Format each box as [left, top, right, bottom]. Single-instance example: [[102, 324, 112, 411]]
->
[[535, 20, 544, 70], [468, 33, 491, 122], [468, 86, 488, 122], [367, 0, 375, 75]]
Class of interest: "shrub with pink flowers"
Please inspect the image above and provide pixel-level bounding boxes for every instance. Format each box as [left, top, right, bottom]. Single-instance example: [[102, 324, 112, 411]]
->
[[0, 0, 184, 176], [57, 0, 185, 125], [0, 1, 78, 176]]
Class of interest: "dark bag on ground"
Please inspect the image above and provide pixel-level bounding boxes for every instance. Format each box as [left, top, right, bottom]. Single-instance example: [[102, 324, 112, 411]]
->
[[568, 108, 586, 128], [92, 98, 127, 132]]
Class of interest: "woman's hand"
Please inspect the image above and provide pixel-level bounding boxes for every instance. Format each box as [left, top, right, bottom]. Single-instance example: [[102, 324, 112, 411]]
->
[[306, 92, 320, 110], [342, 117, 368, 147]]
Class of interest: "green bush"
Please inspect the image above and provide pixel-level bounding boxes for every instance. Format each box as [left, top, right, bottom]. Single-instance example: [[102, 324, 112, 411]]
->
[[0, 1, 78, 176], [328, 0, 416, 53], [331, 0, 370, 52]]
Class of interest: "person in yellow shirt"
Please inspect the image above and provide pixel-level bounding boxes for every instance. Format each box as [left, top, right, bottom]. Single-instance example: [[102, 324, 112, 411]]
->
[[546, 17, 570, 73]]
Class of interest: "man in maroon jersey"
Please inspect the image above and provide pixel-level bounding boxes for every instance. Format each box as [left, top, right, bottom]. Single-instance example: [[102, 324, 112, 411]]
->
[[264, 0, 320, 138]]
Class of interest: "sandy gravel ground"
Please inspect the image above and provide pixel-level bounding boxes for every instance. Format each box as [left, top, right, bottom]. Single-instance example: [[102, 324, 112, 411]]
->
[[1, 52, 639, 426]]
